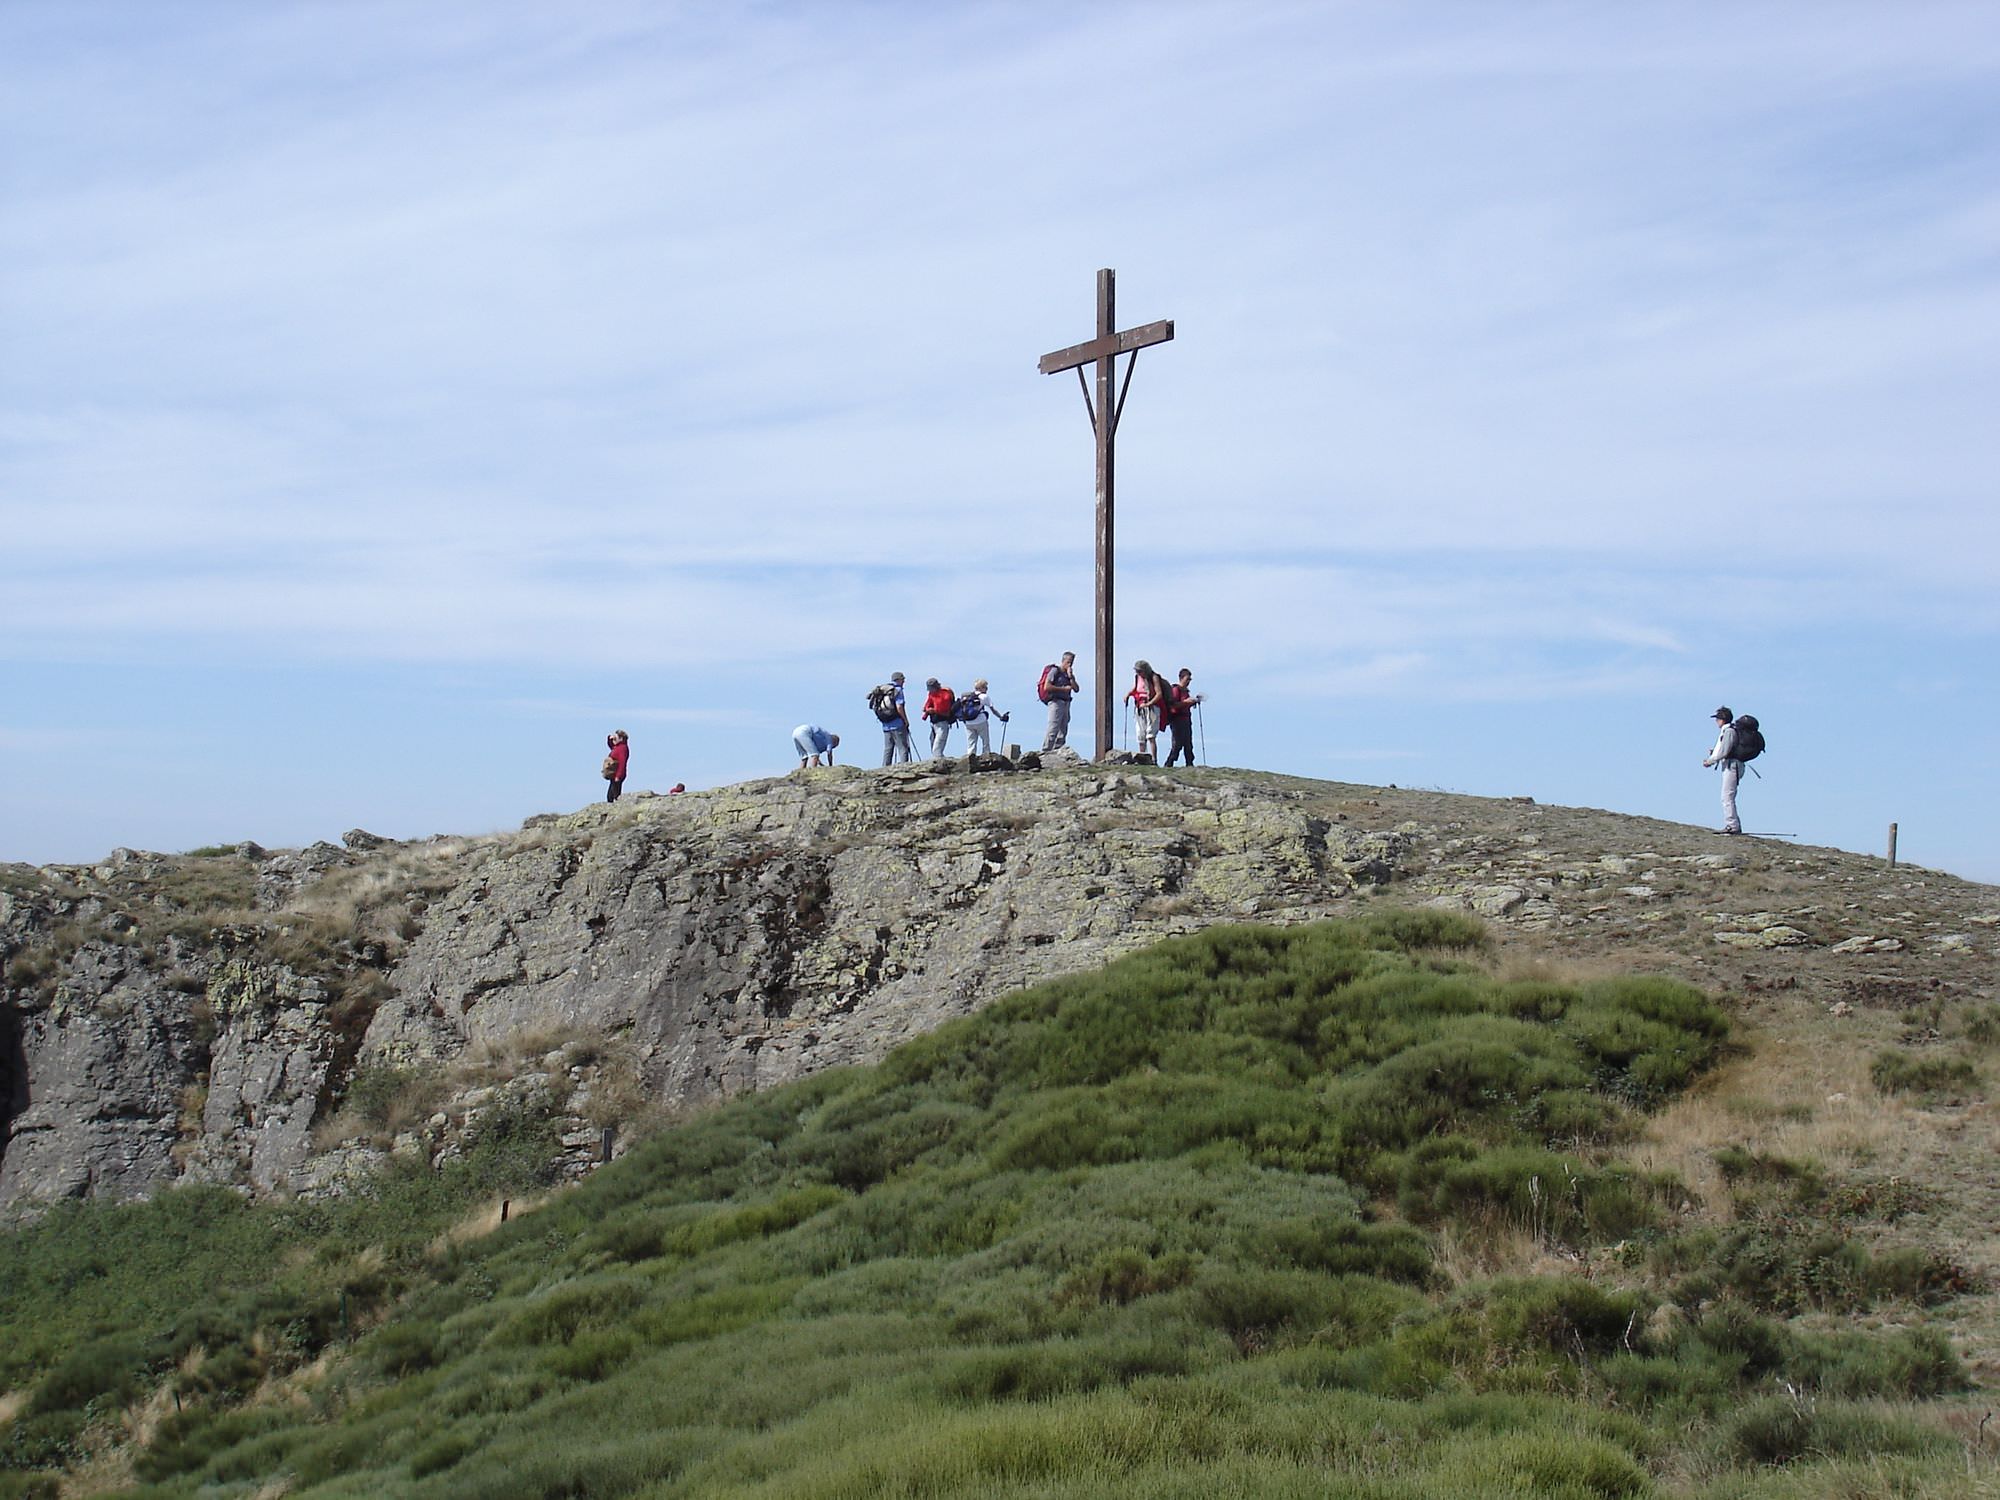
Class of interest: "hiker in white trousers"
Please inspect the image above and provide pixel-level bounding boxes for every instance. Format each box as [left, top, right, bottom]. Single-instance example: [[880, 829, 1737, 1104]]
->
[[1703, 706, 1744, 835]]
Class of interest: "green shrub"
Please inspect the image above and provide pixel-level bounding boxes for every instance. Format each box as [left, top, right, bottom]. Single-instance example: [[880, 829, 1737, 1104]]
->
[[26, 1331, 154, 1416], [1720, 1395, 1953, 1467], [1870, 1048, 1981, 1099], [134, 1406, 297, 1482], [407, 1425, 482, 1478], [0, 1411, 86, 1473], [366, 1317, 444, 1376], [339, 1063, 435, 1129]]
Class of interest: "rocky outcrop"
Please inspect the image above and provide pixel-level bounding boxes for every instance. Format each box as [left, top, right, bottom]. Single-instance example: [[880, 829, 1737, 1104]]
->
[[0, 941, 203, 1204], [3, 762, 1994, 1212], [179, 959, 340, 1194], [362, 764, 1412, 1106]]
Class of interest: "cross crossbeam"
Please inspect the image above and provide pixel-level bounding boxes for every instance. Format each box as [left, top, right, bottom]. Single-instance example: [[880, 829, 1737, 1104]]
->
[[1037, 269, 1175, 761], [1035, 318, 1175, 377]]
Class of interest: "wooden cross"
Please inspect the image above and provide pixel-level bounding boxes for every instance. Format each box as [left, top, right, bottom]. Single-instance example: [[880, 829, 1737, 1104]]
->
[[1037, 268, 1175, 760]]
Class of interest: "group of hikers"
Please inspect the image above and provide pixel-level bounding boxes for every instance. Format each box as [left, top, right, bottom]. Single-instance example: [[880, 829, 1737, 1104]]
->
[[607, 686, 1768, 842], [792, 653, 1206, 770]]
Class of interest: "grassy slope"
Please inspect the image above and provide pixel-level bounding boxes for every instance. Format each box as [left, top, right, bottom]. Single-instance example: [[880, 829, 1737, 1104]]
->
[[1, 914, 1992, 1499]]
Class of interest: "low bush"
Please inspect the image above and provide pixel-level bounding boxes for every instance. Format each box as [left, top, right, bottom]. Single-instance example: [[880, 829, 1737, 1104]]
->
[[1719, 1395, 1954, 1467], [1870, 1048, 1981, 1099]]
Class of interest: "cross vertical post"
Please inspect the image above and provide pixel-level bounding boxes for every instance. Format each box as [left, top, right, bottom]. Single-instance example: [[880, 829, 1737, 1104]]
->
[[1092, 269, 1115, 763], [1037, 269, 1175, 761]]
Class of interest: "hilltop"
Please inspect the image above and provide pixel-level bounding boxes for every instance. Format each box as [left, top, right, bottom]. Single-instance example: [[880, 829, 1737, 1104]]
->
[[4, 759, 1994, 1222]]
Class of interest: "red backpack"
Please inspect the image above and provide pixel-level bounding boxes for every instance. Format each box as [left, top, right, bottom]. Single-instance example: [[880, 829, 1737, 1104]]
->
[[1037, 664, 1058, 703], [923, 686, 955, 722]]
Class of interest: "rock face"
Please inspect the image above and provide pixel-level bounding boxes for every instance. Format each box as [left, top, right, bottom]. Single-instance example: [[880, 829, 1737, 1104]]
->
[[180, 959, 341, 1194], [363, 764, 1411, 1104], [3, 762, 1995, 1212], [0, 943, 203, 1204]]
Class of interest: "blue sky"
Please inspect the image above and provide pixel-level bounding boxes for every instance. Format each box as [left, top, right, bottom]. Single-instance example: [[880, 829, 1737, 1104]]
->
[[3, 1, 1996, 882]]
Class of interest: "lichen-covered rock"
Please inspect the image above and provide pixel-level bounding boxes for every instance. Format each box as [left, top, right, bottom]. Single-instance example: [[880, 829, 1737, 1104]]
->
[[363, 766, 1387, 1112], [180, 962, 338, 1193]]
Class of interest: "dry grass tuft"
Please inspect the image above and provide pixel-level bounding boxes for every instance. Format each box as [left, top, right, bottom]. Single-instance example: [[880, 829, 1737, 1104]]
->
[[428, 1194, 549, 1258], [1631, 1017, 1935, 1219], [125, 1378, 181, 1449], [1427, 1219, 1588, 1288], [0, 1387, 24, 1425]]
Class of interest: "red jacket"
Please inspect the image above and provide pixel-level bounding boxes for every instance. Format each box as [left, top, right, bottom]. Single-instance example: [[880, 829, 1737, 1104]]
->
[[608, 740, 629, 780], [1159, 684, 1193, 725]]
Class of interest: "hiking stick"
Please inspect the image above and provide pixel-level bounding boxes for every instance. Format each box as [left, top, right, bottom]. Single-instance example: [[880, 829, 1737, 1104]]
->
[[1196, 701, 1206, 765]]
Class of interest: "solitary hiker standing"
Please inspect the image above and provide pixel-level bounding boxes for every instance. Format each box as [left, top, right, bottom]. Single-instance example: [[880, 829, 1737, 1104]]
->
[[1703, 706, 1745, 835], [792, 725, 839, 769], [1161, 668, 1203, 767], [962, 678, 1008, 757], [603, 729, 629, 803], [1040, 651, 1078, 752]]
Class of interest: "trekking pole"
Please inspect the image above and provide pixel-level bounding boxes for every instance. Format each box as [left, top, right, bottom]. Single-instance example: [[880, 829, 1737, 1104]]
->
[[1196, 701, 1206, 765], [1122, 701, 1130, 752]]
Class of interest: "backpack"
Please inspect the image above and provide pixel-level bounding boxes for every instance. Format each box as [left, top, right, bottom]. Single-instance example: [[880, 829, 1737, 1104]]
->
[[954, 692, 983, 723], [922, 686, 955, 723], [1731, 716, 1765, 763], [600, 753, 618, 780], [1037, 664, 1059, 704], [866, 685, 900, 724]]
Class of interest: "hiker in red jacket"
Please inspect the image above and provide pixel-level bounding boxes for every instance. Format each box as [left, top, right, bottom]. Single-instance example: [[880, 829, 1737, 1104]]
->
[[921, 678, 957, 759], [604, 730, 629, 802]]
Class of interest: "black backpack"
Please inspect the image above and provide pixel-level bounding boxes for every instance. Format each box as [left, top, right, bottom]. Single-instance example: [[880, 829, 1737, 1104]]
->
[[1731, 715, 1765, 762], [866, 685, 900, 724]]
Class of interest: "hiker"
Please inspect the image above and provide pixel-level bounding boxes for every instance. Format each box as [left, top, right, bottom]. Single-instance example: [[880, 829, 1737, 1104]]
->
[[1161, 668, 1203, 766], [1039, 651, 1078, 751], [961, 678, 1009, 756], [1125, 660, 1166, 763], [1702, 706, 1745, 835], [921, 677, 957, 759], [602, 730, 629, 802], [792, 725, 840, 769], [868, 673, 912, 765]]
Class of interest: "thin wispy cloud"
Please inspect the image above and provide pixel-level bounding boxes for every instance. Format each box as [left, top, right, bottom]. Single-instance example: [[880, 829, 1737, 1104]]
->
[[2, 2, 1995, 878]]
